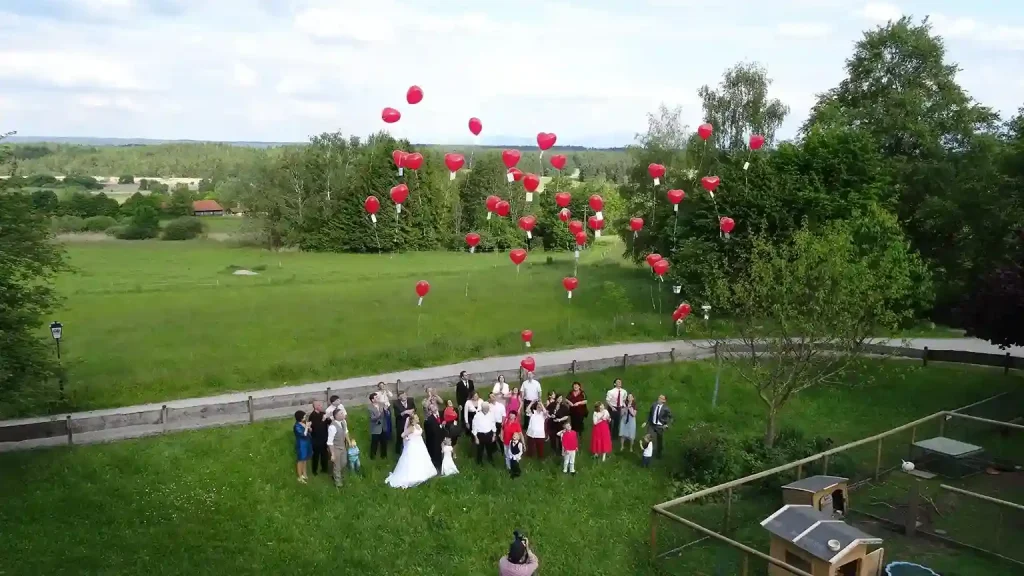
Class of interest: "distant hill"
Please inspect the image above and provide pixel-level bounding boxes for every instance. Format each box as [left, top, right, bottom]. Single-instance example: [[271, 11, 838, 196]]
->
[[7, 134, 633, 151]]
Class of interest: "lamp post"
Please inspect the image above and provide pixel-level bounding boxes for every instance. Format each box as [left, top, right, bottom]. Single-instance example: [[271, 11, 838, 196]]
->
[[49, 321, 63, 360]]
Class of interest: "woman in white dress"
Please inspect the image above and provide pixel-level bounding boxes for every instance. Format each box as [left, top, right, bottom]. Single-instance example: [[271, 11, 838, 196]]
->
[[440, 438, 459, 476], [385, 414, 438, 489], [492, 375, 511, 408]]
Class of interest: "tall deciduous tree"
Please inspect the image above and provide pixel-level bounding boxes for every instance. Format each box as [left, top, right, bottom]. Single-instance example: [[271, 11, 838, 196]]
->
[[707, 218, 927, 447], [0, 131, 68, 414], [698, 62, 790, 151], [957, 231, 1024, 349]]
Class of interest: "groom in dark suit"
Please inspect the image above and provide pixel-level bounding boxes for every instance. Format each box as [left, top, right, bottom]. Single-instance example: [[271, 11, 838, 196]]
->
[[455, 371, 475, 434], [394, 391, 416, 456], [647, 395, 672, 459], [423, 404, 444, 470]]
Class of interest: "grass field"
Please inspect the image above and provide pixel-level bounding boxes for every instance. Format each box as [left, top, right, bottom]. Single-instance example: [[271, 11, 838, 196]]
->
[[40, 237, 689, 415], [0, 360, 1018, 576]]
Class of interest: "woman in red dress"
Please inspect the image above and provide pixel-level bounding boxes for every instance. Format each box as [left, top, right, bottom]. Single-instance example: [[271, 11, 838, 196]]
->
[[567, 382, 588, 433], [590, 401, 613, 461]]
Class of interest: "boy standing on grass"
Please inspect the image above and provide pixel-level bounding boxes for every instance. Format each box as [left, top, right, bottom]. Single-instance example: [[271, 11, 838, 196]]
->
[[347, 438, 361, 474], [558, 421, 578, 475], [640, 434, 654, 468]]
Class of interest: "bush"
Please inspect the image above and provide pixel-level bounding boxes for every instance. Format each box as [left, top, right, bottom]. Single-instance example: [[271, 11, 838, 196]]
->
[[106, 225, 128, 238], [51, 215, 86, 233], [118, 174, 134, 184], [115, 225, 159, 240], [161, 217, 204, 241], [83, 215, 117, 232]]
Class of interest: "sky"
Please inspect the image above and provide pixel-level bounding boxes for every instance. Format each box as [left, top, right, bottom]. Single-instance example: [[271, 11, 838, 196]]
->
[[0, 0, 1021, 147]]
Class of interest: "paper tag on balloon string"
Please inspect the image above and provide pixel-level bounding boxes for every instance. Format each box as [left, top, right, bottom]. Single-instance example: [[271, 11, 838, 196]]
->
[[567, 291, 572, 299], [470, 246, 475, 253], [539, 150, 544, 160], [673, 205, 678, 213], [371, 214, 377, 223], [525, 341, 531, 348], [708, 191, 715, 199], [506, 172, 514, 183], [574, 249, 580, 260], [487, 212, 492, 220], [743, 162, 749, 171], [417, 297, 423, 306], [527, 231, 532, 239], [595, 230, 601, 238], [396, 204, 402, 214], [399, 167, 404, 176], [596, 211, 603, 220], [526, 192, 533, 202], [449, 172, 456, 181], [653, 177, 660, 186]]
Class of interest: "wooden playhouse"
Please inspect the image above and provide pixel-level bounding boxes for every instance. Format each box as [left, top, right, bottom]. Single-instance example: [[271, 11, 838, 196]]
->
[[782, 475, 850, 517], [761, 505, 884, 576]]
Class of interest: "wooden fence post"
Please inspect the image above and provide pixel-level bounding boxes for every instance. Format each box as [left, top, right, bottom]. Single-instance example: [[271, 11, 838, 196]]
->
[[874, 437, 883, 480], [922, 346, 929, 367], [650, 509, 659, 559], [66, 414, 73, 445], [823, 454, 830, 475], [247, 396, 254, 423], [724, 487, 733, 533]]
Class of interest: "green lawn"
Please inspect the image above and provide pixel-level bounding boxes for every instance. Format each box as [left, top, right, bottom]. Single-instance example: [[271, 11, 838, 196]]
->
[[41, 237, 692, 416], [0, 361, 1018, 575]]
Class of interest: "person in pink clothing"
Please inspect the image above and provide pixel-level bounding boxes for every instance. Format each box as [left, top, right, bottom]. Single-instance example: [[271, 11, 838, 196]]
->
[[498, 531, 539, 576], [507, 387, 522, 422], [590, 401, 613, 461]]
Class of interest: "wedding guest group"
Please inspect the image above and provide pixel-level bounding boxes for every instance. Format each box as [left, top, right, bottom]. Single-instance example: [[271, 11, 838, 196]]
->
[[290, 372, 672, 487]]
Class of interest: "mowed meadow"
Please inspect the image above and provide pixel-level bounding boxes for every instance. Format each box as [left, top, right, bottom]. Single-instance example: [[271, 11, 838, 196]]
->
[[44, 236, 684, 414]]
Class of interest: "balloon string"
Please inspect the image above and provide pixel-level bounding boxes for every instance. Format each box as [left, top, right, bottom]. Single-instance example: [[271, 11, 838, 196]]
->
[[658, 280, 663, 323], [372, 221, 382, 256]]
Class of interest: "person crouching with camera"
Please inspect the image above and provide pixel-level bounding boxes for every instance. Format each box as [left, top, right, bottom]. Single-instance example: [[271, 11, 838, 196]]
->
[[499, 530, 539, 575]]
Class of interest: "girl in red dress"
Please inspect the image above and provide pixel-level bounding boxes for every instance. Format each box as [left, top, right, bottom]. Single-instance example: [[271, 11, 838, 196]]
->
[[590, 401, 613, 461]]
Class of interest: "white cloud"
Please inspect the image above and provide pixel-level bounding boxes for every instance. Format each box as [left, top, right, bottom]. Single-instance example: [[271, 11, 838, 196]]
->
[[232, 63, 258, 88], [857, 3, 903, 23], [990, 25, 1024, 51], [776, 22, 832, 39], [928, 14, 979, 39], [0, 50, 142, 90]]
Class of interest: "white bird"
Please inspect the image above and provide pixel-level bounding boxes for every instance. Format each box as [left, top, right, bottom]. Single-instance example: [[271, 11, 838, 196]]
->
[[901, 460, 915, 472]]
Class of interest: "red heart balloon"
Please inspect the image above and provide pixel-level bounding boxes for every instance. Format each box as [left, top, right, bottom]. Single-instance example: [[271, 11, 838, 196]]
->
[[509, 248, 527, 266], [520, 356, 536, 372], [364, 196, 380, 215], [672, 309, 684, 322], [468, 117, 483, 136], [720, 217, 735, 234], [465, 232, 480, 247], [562, 277, 578, 292], [648, 163, 666, 179], [701, 176, 721, 192], [495, 200, 511, 217], [382, 107, 401, 124], [518, 215, 536, 232], [653, 259, 670, 277], [406, 85, 423, 105], [502, 149, 521, 169], [667, 189, 686, 205], [549, 154, 567, 171], [508, 168, 524, 182], [521, 330, 533, 343], [485, 195, 501, 212], [575, 231, 588, 246], [523, 173, 540, 193], [403, 152, 423, 170], [697, 123, 713, 141], [677, 302, 692, 317], [537, 132, 557, 150], [749, 134, 765, 150], [554, 192, 571, 208], [559, 209, 571, 222], [588, 194, 604, 212], [629, 217, 643, 232], [392, 150, 407, 168], [415, 280, 430, 297], [390, 184, 409, 205], [568, 220, 584, 235], [444, 153, 465, 173], [587, 215, 604, 231], [646, 253, 663, 268]]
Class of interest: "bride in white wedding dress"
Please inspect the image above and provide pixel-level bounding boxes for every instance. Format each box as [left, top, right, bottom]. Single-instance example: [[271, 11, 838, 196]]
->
[[385, 414, 438, 489]]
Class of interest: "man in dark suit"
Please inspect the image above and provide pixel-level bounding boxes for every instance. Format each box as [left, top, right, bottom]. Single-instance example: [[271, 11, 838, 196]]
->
[[423, 404, 444, 470], [308, 401, 330, 475], [368, 393, 387, 459], [394, 391, 416, 456], [455, 371, 475, 409], [646, 395, 672, 459]]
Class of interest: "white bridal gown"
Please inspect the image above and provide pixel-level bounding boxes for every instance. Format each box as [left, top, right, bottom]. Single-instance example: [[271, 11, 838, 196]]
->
[[385, 426, 438, 489]]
